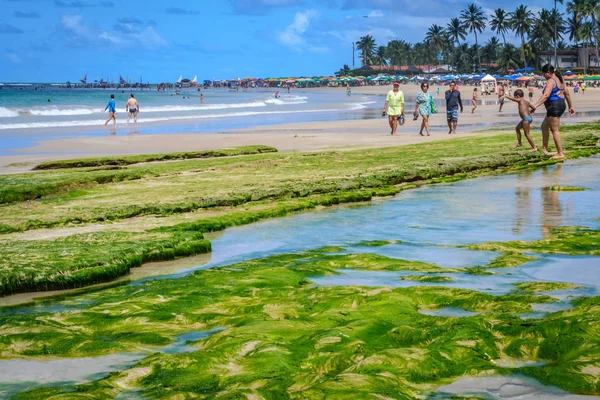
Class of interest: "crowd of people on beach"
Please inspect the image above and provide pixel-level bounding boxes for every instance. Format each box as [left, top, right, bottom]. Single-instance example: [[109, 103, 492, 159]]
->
[[382, 64, 575, 159], [100, 63, 580, 160]]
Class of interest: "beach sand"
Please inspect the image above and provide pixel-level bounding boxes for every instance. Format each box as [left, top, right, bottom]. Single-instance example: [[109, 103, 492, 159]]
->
[[1, 84, 598, 173]]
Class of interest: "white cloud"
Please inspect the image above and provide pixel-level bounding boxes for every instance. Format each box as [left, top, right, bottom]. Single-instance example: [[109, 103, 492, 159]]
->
[[368, 10, 384, 17], [277, 9, 321, 49], [61, 14, 167, 48]]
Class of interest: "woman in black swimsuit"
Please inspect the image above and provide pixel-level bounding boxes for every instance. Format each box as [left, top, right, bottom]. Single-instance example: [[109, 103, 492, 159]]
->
[[532, 64, 575, 159]]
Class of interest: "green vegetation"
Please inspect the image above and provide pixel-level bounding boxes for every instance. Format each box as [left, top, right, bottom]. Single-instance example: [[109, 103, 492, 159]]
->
[[0, 231, 210, 296], [2, 250, 598, 399], [354, 240, 399, 247], [33, 145, 277, 170], [515, 282, 580, 293], [1, 131, 597, 230], [544, 186, 587, 192], [0, 130, 598, 294], [402, 274, 454, 282], [469, 227, 600, 256], [486, 252, 537, 268]]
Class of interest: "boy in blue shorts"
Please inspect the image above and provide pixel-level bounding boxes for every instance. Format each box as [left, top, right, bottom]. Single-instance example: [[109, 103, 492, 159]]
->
[[505, 89, 537, 151]]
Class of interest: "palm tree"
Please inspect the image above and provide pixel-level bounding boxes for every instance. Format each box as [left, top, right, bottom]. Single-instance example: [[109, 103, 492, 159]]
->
[[580, 20, 594, 72], [337, 64, 351, 76], [509, 5, 534, 66], [356, 35, 377, 66], [460, 3, 487, 71], [375, 45, 388, 69], [425, 24, 447, 65], [497, 44, 520, 71], [490, 9, 511, 45], [566, 15, 582, 42], [482, 37, 501, 64], [445, 18, 466, 72]]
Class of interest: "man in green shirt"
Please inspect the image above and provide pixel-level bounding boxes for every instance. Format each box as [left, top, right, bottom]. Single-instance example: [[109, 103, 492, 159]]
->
[[382, 82, 405, 136]]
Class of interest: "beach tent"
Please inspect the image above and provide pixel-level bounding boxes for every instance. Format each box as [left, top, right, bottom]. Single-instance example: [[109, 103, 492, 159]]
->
[[480, 74, 497, 94]]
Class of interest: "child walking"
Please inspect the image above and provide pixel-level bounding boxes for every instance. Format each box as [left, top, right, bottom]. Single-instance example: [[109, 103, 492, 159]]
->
[[470, 88, 478, 113], [505, 89, 537, 151]]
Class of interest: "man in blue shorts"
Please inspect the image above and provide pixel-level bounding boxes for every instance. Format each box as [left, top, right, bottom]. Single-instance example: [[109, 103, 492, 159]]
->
[[103, 94, 117, 127], [445, 81, 463, 134]]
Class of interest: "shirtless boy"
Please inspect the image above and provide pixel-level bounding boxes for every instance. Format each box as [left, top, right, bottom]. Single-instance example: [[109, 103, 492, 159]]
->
[[126, 94, 139, 124], [504, 89, 537, 151], [498, 84, 505, 112]]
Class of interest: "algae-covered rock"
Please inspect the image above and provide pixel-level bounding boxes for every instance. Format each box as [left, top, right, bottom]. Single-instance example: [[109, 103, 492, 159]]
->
[[402, 275, 454, 282]]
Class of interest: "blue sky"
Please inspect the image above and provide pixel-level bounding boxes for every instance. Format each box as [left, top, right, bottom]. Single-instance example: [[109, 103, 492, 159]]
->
[[0, 0, 566, 83]]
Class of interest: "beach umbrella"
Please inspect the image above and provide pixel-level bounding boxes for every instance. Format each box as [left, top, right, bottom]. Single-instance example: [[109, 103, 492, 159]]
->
[[515, 76, 531, 81], [564, 70, 574, 75]]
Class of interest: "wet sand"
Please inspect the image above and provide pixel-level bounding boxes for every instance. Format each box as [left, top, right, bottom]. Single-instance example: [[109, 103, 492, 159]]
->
[[1, 85, 598, 173]]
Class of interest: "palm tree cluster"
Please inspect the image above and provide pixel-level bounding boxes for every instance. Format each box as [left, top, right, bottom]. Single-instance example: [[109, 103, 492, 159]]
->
[[351, 2, 597, 74]]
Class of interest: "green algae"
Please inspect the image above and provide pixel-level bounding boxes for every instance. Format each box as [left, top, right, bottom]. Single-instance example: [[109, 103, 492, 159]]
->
[[401, 275, 454, 282], [544, 186, 588, 192], [0, 129, 598, 292], [487, 253, 538, 268], [33, 145, 278, 170], [354, 240, 400, 247], [0, 231, 211, 296], [469, 227, 600, 256], [515, 282, 581, 293], [2, 130, 598, 228], [2, 251, 599, 399]]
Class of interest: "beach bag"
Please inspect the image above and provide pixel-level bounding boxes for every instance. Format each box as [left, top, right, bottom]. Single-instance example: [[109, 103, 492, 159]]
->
[[430, 96, 437, 114]]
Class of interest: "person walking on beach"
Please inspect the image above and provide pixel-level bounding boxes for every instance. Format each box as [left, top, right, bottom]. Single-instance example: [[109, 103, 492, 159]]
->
[[126, 94, 139, 124], [532, 64, 575, 159], [498, 84, 505, 112], [103, 94, 116, 127], [504, 89, 537, 151], [414, 82, 433, 136], [471, 88, 478, 113], [528, 86, 534, 102], [382, 81, 405, 136], [445, 81, 463, 134]]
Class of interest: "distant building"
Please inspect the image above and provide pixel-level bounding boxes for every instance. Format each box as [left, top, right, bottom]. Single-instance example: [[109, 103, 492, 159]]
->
[[538, 47, 598, 70]]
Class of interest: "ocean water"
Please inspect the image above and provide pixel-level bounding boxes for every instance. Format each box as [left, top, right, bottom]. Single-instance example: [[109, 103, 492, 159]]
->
[[0, 86, 385, 154], [0, 87, 378, 130]]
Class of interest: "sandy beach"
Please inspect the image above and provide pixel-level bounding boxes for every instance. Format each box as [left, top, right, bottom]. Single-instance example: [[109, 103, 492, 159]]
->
[[1, 84, 598, 173]]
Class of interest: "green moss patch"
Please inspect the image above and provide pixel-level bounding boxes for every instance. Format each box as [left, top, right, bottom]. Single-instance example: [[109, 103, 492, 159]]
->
[[487, 253, 538, 268], [468, 227, 600, 256], [354, 240, 400, 247], [33, 145, 278, 170], [2, 251, 599, 398], [515, 282, 581, 293], [402, 275, 454, 282]]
